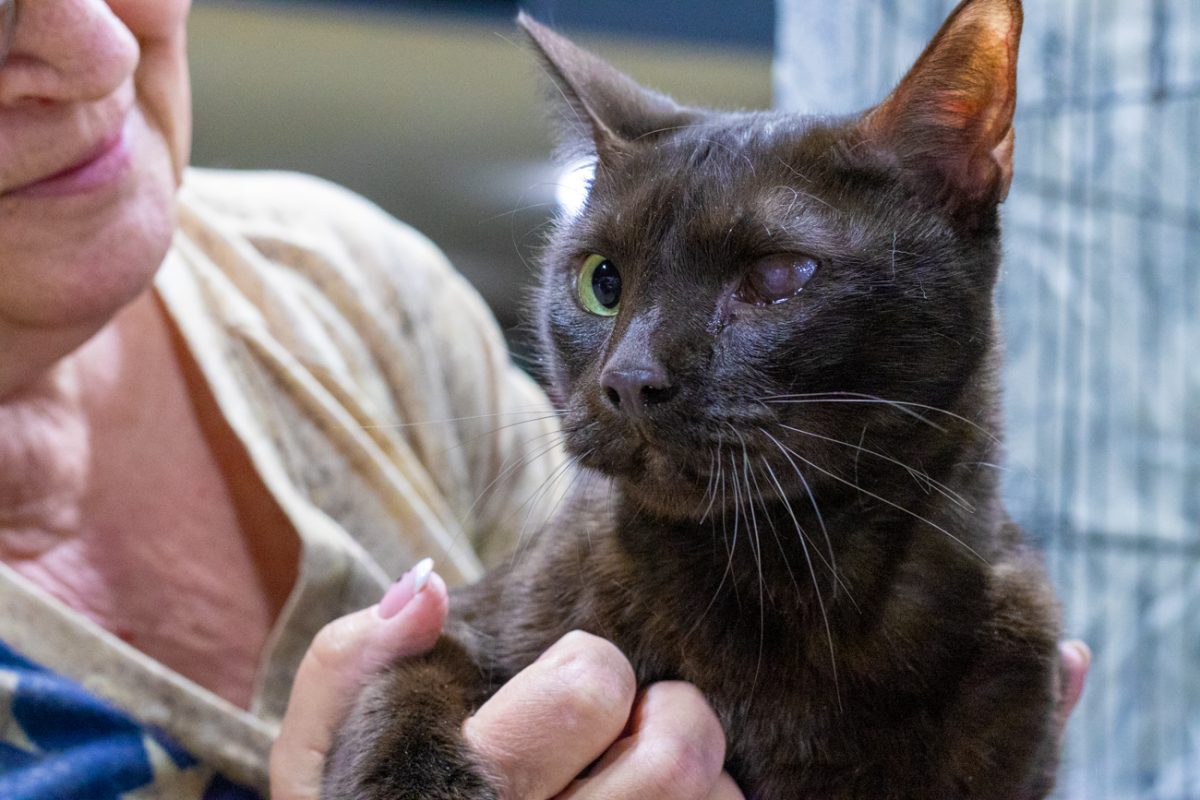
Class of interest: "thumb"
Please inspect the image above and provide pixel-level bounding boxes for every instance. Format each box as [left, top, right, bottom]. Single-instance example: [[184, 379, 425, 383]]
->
[[270, 558, 448, 800]]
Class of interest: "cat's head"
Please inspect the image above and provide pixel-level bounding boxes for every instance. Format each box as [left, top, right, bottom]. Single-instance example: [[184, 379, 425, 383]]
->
[[522, 0, 1022, 519]]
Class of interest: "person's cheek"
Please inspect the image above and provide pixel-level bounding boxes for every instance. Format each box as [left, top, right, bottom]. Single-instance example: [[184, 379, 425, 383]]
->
[[106, 0, 191, 39], [112, 0, 192, 181]]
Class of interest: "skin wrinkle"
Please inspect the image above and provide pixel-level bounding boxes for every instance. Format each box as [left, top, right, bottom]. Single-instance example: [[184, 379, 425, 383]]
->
[[0, 371, 88, 527], [1, 292, 281, 706], [0, 0, 289, 710]]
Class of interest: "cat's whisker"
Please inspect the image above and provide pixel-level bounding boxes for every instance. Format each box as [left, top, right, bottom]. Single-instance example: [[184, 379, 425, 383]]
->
[[695, 445, 740, 618], [854, 425, 868, 488], [687, 442, 738, 639], [758, 428, 857, 609], [360, 407, 563, 482], [699, 439, 722, 525], [795, 466, 852, 605], [726, 449, 744, 606], [734, 451, 769, 714], [728, 426, 765, 605], [427, 415, 565, 462], [777, 423, 976, 513], [747, 456, 801, 598], [742, 454, 765, 592], [511, 451, 593, 570], [762, 392, 999, 442], [716, 445, 734, 587], [510, 206, 561, 278], [761, 395, 946, 433], [956, 460, 1010, 473], [359, 407, 563, 431], [758, 451, 844, 714], [462, 425, 567, 507], [469, 432, 572, 534], [774, 440, 988, 564], [478, 199, 556, 224], [508, 446, 588, 568], [731, 428, 768, 707]]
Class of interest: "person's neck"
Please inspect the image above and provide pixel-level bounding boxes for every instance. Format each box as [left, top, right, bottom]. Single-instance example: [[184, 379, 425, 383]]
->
[[0, 293, 148, 560], [0, 290, 297, 708]]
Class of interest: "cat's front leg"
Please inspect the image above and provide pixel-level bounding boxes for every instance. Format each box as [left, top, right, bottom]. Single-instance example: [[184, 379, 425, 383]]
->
[[321, 635, 500, 800], [937, 553, 1062, 800]]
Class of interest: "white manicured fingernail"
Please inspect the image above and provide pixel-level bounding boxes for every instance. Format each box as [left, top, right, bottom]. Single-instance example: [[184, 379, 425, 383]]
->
[[411, 557, 434, 593]]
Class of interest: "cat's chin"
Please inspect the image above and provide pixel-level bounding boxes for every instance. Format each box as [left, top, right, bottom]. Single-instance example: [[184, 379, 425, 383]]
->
[[577, 443, 714, 519], [619, 478, 714, 520]]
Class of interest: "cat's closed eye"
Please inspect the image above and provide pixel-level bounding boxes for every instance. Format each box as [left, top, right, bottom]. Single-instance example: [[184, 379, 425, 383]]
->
[[733, 253, 819, 306], [576, 253, 622, 316]]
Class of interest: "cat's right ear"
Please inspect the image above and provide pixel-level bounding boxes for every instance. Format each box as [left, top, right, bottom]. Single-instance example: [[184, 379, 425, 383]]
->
[[858, 0, 1022, 221], [517, 12, 693, 164]]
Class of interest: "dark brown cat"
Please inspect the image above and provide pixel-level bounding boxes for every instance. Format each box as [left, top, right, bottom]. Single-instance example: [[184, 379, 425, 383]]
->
[[324, 0, 1061, 797]]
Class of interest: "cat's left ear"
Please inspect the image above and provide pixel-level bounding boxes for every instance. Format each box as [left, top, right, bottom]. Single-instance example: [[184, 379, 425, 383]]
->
[[518, 12, 696, 164], [859, 0, 1022, 217]]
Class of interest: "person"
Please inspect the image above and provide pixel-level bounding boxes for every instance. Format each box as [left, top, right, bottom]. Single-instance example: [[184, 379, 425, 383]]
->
[[0, 2, 1089, 798]]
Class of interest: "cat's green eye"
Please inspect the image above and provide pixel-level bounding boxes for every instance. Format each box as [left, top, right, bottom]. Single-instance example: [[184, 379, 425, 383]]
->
[[576, 254, 622, 316]]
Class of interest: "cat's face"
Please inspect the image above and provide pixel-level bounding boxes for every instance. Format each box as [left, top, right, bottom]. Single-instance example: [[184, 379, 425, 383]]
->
[[537, 115, 998, 516], [523, 0, 1021, 518]]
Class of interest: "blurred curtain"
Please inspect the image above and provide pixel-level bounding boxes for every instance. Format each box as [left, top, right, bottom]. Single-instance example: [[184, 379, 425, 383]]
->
[[775, 1, 1200, 798]]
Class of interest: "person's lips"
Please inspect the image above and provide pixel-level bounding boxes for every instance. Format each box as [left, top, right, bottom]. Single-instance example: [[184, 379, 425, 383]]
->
[[6, 116, 133, 199]]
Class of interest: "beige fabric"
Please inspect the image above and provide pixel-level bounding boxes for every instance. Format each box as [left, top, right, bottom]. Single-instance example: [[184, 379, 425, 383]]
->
[[0, 168, 565, 794]]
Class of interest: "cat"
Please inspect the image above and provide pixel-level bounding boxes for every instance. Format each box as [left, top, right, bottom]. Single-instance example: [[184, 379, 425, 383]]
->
[[323, 0, 1062, 797]]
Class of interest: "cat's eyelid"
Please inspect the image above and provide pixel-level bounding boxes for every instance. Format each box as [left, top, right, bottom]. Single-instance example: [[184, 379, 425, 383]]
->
[[732, 252, 820, 306], [747, 251, 824, 275]]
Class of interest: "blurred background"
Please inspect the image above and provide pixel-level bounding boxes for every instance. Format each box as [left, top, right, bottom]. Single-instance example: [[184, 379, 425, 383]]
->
[[188, 0, 772, 339], [190, 2, 1198, 798]]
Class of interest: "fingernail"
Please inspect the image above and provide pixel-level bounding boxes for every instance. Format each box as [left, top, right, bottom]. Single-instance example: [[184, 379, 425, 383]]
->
[[379, 557, 435, 619], [1071, 641, 1092, 669], [411, 557, 434, 593]]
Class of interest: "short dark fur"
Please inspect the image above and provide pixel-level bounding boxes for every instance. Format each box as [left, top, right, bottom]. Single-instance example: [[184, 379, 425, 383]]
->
[[324, 1, 1061, 797]]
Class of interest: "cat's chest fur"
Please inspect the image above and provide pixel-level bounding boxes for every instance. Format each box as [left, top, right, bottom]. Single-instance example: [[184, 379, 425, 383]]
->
[[456, 475, 1008, 798]]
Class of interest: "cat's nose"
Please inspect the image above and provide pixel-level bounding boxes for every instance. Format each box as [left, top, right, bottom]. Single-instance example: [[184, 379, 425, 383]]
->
[[600, 365, 678, 417]]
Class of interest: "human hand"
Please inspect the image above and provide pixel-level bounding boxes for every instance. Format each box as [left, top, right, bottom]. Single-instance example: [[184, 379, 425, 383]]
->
[[270, 559, 448, 799], [1057, 639, 1090, 734], [465, 631, 742, 799], [270, 561, 740, 800]]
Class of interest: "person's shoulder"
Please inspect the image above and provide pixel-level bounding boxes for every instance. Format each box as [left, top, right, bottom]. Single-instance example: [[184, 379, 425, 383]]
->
[[183, 168, 376, 225], [180, 167, 441, 261]]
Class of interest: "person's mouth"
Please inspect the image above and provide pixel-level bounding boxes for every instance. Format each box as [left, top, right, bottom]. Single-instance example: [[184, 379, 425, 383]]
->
[[5, 115, 133, 199]]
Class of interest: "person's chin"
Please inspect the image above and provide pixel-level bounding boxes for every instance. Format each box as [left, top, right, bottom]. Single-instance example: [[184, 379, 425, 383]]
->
[[0, 121, 179, 331]]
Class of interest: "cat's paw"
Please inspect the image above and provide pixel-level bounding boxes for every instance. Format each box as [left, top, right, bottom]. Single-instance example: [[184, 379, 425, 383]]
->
[[320, 647, 500, 800], [322, 725, 498, 800]]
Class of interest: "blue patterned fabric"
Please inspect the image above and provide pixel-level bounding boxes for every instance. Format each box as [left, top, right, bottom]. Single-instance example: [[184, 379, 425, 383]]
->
[[0, 640, 261, 800], [775, 1, 1199, 797]]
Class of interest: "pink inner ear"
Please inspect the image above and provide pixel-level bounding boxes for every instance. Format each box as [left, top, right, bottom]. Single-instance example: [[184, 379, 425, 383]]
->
[[863, 0, 1022, 210]]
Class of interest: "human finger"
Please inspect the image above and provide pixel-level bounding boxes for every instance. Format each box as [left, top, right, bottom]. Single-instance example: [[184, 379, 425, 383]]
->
[[1057, 639, 1091, 734], [463, 630, 637, 800], [557, 681, 729, 800], [270, 559, 448, 800]]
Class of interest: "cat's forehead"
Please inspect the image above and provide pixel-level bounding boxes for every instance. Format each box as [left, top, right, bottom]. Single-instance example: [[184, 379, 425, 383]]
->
[[649, 112, 825, 174], [580, 112, 856, 252], [604, 113, 843, 204]]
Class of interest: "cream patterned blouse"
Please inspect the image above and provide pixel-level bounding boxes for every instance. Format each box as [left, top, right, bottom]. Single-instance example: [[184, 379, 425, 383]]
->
[[0, 169, 564, 797]]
